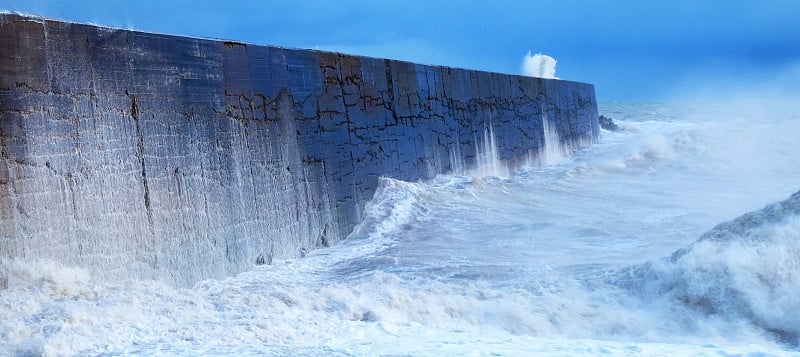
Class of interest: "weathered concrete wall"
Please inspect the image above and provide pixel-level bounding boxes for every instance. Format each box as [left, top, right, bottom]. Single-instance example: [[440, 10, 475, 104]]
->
[[0, 14, 599, 286]]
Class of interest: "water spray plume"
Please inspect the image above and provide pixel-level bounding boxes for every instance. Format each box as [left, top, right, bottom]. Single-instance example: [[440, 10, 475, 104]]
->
[[523, 51, 558, 79]]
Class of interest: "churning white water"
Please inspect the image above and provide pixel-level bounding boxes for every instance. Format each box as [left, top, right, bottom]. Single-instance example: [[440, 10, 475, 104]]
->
[[2, 100, 800, 356]]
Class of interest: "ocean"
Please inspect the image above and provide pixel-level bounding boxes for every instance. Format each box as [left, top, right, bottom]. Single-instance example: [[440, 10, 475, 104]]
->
[[1, 100, 799, 356]]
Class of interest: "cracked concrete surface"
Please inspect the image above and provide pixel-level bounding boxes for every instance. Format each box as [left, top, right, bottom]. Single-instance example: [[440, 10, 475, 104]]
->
[[0, 14, 599, 286]]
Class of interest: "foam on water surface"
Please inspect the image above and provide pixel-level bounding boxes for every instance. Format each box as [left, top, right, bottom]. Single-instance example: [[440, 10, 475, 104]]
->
[[2, 101, 800, 356]]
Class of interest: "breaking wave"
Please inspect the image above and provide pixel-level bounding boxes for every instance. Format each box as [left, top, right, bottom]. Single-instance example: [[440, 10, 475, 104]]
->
[[617, 191, 800, 345]]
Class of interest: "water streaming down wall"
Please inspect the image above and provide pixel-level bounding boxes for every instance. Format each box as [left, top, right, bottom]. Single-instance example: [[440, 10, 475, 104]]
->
[[0, 14, 599, 286], [539, 114, 569, 166]]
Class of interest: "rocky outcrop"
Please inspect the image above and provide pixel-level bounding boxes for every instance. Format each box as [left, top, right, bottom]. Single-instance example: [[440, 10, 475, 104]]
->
[[0, 14, 599, 286], [598, 115, 618, 131]]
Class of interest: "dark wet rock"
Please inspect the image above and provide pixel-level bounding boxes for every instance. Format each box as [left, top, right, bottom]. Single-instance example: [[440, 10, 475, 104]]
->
[[599, 115, 619, 131], [255, 254, 272, 266]]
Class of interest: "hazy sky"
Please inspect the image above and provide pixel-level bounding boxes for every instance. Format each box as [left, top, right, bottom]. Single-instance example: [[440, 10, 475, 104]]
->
[[2, 0, 798, 100]]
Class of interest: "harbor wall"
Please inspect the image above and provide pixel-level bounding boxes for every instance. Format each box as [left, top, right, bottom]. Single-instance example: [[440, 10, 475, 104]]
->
[[0, 14, 599, 285]]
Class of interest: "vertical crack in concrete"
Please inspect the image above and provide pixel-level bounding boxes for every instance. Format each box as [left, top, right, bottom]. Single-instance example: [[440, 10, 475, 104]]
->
[[129, 93, 154, 233], [384, 59, 398, 123], [339, 56, 360, 218]]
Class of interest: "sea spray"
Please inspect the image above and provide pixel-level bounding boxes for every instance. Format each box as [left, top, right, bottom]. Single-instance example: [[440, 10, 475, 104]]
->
[[523, 52, 558, 79], [448, 144, 465, 176], [469, 124, 511, 178], [615, 190, 800, 345], [527, 114, 570, 167]]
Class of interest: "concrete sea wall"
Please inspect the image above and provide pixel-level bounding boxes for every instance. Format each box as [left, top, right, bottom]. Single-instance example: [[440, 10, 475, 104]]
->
[[0, 14, 599, 286]]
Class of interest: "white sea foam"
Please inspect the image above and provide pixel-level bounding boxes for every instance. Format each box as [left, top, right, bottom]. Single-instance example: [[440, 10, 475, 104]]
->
[[625, 193, 800, 345]]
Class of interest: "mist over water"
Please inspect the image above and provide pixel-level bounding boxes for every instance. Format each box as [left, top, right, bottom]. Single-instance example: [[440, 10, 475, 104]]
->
[[2, 98, 800, 356]]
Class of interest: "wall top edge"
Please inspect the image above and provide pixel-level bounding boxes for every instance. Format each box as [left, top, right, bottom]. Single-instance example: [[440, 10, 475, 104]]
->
[[0, 12, 595, 88]]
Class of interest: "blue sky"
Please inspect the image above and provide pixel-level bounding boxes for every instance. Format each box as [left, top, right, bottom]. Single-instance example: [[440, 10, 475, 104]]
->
[[2, 0, 798, 100]]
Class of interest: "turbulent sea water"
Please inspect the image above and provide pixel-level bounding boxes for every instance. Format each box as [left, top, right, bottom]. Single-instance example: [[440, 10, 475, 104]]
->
[[2, 100, 800, 356]]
